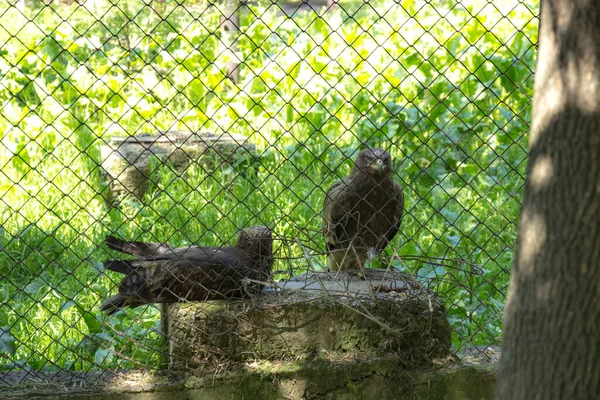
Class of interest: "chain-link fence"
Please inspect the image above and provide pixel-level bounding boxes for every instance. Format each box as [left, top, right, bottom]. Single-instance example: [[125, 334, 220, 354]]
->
[[1, 0, 537, 381]]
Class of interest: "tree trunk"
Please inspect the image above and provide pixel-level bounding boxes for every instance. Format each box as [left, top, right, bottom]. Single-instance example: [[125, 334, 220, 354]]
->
[[497, 0, 600, 399]]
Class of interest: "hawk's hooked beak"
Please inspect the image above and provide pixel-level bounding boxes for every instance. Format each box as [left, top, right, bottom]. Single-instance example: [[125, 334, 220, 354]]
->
[[375, 159, 384, 172]]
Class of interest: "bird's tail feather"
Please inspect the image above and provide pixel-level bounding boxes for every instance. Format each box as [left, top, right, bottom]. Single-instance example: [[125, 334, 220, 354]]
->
[[106, 235, 172, 257], [99, 294, 127, 315], [103, 260, 134, 274]]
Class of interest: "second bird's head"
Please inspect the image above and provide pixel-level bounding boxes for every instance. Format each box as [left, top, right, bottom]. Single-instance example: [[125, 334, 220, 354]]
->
[[235, 225, 274, 261], [355, 148, 393, 176]]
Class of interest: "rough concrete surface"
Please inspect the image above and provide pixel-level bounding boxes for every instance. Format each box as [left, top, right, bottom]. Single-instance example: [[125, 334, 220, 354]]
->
[[100, 131, 255, 199], [167, 269, 451, 371], [0, 271, 499, 399], [0, 357, 497, 400]]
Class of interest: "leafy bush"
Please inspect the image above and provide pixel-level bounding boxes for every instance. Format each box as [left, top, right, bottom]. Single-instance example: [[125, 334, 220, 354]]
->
[[0, 0, 538, 371]]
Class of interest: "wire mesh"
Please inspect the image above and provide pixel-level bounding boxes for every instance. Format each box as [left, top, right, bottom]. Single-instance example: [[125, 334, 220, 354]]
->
[[0, 0, 537, 382]]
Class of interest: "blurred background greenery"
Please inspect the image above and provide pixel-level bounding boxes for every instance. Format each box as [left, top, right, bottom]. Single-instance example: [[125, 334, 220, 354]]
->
[[0, 0, 537, 371]]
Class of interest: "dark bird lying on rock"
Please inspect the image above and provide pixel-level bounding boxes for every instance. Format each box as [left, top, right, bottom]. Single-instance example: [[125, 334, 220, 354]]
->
[[100, 226, 273, 314], [323, 148, 404, 271]]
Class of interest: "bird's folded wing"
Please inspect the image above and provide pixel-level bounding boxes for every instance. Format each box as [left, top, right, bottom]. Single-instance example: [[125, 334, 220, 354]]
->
[[381, 183, 405, 247], [106, 235, 175, 257], [121, 258, 255, 303], [323, 180, 356, 249]]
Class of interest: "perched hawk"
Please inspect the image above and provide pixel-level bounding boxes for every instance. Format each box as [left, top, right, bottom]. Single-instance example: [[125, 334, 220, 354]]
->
[[100, 226, 273, 314], [323, 148, 404, 271]]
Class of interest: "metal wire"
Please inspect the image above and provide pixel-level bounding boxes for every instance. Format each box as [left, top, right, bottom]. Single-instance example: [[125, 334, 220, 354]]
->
[[0, 0, 537, 381]]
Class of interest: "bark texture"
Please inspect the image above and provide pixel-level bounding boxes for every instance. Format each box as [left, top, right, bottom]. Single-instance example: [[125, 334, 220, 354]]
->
[[497, 0, 600, 399]]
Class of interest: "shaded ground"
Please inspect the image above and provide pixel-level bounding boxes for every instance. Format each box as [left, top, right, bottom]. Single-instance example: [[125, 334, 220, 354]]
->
[[0, 355, 497, 400]]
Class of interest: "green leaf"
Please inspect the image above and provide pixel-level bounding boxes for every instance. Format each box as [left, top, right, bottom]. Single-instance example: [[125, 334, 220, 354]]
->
[[11, 142, 31, 174], [24, 280, 44, 296], [80, 310, 102, 336], [421, 265, 446, 279], [62, 301, 102, 335], [446, 233, 461, 247], [460, 163, 480, 177], [96, 349, 113, 366], [0, 327, 16, 355], [60, 300, 77, 312]]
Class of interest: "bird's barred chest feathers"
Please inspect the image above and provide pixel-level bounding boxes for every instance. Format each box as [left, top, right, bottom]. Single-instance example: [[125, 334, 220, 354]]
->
[[346, 179, 399, 216], [355, 195, 398, 235], [335, 181, 400, 243]]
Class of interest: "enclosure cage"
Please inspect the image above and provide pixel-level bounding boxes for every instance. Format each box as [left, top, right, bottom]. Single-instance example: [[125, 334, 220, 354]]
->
[[0, 0, 537, 390]]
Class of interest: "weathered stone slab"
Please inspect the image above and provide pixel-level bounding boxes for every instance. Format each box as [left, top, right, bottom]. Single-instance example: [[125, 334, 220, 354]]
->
[[166, 269, 451, 372], [100, 131, 255, 200], [0, 358, 498, 400]]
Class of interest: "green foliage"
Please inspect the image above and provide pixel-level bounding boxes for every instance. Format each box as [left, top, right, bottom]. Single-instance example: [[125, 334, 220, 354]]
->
[[0, 0, 538, 370]]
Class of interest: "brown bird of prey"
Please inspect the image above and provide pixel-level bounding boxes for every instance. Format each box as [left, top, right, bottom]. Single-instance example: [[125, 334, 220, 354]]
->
[[323, 148, 404, 271], [100, 226, 273, 314]]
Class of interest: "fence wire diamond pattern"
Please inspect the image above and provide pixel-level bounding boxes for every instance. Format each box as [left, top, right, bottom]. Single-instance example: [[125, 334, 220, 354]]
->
[[0, 0, 537, 378]]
